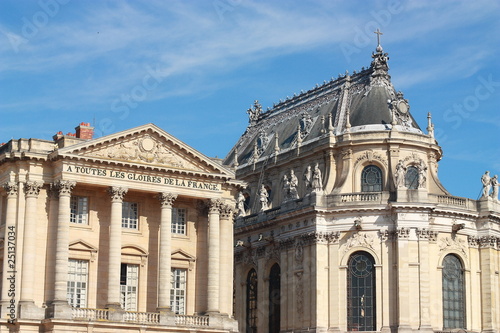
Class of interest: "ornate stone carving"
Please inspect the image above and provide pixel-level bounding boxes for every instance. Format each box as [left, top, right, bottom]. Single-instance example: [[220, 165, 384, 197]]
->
[[295, 239, 304, 265], [296, 272, 304, 317], [341, 148, 352, 159], [301, 231, 340, 245], [342, 233, 374, 254], [439, 237, 468, 258], [158, 192, 177, 208], [389, 91, 412, 128], [108, 186, 128, 202], [299, 112, 314, 139], [24, 181, 43, 197], [282, 169, 299, 203], [237, 191, 246, 217], [303, 165, 312, 193], [416, 228, 438, 241], [394, 160, 406, 188], [396, 227, 410, 239], [219, 203, 235, 219], [378, 230, 395, 241], [247, 100, 262, 127], [242, 249, 257, 267], [265, 243, 280, 261], [259, 184, 269, 211], [208, 198, 223, 213], [468, 236, 480, 248], [3, 182, 18, 197], [354, 150, 388, 167], [479, 236, 497, 249], [54, 180, 76, 196], [256, 246, 266, 258], [279, 238, 295, 251], [490, 175, 499, 201]]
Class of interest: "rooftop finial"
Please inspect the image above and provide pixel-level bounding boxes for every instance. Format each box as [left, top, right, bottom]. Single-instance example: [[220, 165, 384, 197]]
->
[[374, 28, 383, 52]]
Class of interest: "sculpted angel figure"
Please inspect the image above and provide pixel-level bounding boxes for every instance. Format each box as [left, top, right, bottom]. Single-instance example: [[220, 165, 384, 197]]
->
[[482, 171, 491, 198]]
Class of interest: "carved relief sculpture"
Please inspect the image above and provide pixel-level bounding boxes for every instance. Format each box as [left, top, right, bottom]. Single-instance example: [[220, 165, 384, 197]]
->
[[418, 160, 427, 188]]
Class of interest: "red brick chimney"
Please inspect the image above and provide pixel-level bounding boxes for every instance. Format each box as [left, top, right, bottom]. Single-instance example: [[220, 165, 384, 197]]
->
[[75, 122, 94, 140]]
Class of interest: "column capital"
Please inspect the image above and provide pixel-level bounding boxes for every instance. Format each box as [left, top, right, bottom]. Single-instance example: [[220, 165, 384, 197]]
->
[[3, 182, 18, 197], [24, 181, 43, 197], [53, 180, 76, 197], [108, 186, 128, 202], [219, 203, 236, 220], [208, 198, 223, 214], [159, 192, 177, 208]]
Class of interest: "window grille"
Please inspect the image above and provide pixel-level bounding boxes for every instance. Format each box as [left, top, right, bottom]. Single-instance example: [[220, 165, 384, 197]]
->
[[246, 269, 258, 333], [172, 208, 186, 235], [405, 166, 419, 189], [442, 254, 465, 329]]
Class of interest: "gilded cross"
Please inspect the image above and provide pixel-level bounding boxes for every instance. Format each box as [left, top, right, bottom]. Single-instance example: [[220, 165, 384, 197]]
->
[[374, 28, 383, 46]]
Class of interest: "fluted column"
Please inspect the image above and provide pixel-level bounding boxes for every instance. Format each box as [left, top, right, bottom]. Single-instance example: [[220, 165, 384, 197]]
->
[[1, 183, 18, 318], [107, 186, 127, 308], [157, 192, 177, 311], [53, 180, 76, 303], [207, 198, 221, 314], [19, 181, 42, 304], [219, 203, 234, 316]]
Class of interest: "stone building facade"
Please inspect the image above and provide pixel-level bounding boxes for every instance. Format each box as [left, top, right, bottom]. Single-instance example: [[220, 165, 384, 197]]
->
[[0, 123, 240, 332], [224, 43, 500, 333]]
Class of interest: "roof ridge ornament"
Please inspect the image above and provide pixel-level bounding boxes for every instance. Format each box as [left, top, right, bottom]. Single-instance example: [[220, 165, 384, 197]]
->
[[247, 100, 262, 127], [370, 29, 390, 84]]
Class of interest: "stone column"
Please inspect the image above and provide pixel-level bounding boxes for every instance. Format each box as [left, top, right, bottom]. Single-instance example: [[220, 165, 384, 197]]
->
[[219, 203, 234, 316], [106, 186, 127, 308], [207, 198, 221, 314], [157, 192, 177, 311], [396, 227, 412, 333], [52, 180, 76, 319], [1, 182, 18, 319], [19, 181, 44, 319]]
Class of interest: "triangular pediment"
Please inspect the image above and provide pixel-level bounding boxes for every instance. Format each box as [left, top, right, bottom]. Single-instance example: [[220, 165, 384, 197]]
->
[[69, 240, 98, 253], [171, 249, 196, 262], [54, 124, 233, 177]]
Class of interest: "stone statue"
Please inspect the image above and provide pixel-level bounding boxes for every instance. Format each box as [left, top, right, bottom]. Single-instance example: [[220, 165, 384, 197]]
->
[[312, 163, 323, 192], [418, 161, 427, 188], [237, 191, 246, 216], [247, 100, 262, 126], [303, 165, 312, 192], [491, 175, 499, 201], [282, 174, 290, 201], [482, 171, 491, 198], [259, 184, 269, 211], [395, 160, 406, 188], [289, 170, 299, 200]]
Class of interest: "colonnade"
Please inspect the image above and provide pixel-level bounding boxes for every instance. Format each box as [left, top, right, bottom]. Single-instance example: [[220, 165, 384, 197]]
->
[[0, 180, 234, 319]]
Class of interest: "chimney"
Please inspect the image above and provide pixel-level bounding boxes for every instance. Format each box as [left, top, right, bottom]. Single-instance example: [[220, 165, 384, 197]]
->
[[75, 122, 94, 140], [53, 131, 64, 141]]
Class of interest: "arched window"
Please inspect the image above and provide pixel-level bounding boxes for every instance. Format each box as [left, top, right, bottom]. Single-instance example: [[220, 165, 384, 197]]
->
[[347, 251, 376, 331], [405, 166, 419, 189], [269, 264, 281, 333], [442, 254, 465, 329], [361, 165, 382, 192], [246, 269, 258, 333]]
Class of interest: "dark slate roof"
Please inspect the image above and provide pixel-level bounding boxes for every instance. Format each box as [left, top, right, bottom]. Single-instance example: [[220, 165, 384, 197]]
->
[[223, 46, 422, 166]]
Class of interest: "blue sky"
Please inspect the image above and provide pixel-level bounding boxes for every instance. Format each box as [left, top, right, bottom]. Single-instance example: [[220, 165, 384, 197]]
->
[[0, 0, 499, 199]]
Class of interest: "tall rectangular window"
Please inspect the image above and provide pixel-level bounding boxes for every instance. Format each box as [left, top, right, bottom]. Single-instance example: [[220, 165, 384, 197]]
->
[[70, 196, 88, 224], [172, 208, 186, 235], [67, 259, 88, 308], [122, 202, 138, 229], [120, 263, 139, 311], [170, 268, 186, 314]]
